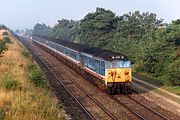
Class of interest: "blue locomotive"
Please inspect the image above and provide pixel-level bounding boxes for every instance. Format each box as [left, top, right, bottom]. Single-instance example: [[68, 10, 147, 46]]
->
[[31, 36, 132, 94]]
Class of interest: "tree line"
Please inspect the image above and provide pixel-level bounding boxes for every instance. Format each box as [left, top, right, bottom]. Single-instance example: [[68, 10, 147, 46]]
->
[[31, 7, 180, 86]]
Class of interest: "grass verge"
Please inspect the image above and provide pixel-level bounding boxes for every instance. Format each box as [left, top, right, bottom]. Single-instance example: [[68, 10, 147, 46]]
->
[[133, 72, 180, 96], [0, 30, 67, 120]]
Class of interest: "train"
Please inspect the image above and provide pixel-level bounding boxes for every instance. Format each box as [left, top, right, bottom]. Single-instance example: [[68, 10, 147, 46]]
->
[[31, 36, 132, 94]]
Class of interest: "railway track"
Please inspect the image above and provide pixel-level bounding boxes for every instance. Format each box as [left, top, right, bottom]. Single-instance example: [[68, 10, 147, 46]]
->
[[113, 94, 168, 120], [19, 37, 95, 120], [30, 39, 142, 120], [128, 90, 168, 119], [126, 90, 180, 120], [18, 36, 179, 120], [37, 52, 118, 120], [21, 37, 119, 120]]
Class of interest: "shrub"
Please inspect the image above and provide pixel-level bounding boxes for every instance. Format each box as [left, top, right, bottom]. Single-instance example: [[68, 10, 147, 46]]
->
[[2, 79, 22, 90], [3, 37, 11, 43], [21, 50, 29, 58], [0, 40, 7, 54], [0, 37, 11, 54], [0, 108, 5, 120], [28, 64, 38, 71], [169, 70, 180, 85], [0, 101, 12, 120], [29, 67, 45, 87], [161, 60, 180, 86], [2, 32, 8, 36]]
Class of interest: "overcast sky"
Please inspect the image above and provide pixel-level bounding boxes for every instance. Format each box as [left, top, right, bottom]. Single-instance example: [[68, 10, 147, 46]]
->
[[0, 0, 180, 30]]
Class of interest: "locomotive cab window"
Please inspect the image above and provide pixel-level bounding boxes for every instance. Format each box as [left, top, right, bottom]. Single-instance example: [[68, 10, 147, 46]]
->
[[106, 60, 131, 69], [118, 60, 131, 68]]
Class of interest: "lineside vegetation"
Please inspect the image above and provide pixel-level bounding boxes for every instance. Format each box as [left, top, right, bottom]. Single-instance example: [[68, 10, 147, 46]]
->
[[30, 8, 180, 87], [0, 30, 67, 120]]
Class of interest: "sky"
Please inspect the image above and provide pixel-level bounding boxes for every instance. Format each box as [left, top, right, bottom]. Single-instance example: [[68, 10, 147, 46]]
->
[[0, 0, 180, 30]]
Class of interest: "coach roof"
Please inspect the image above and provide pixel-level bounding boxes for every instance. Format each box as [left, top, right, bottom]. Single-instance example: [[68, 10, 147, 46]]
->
[[35, 36, 128, 61]]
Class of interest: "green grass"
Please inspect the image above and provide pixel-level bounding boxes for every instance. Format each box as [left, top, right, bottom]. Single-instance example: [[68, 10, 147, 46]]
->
[[133, 72, 163, 86], [153, 88, 180, 104], [162, 86, 180, 95], [28, 64, 46, 87], [0, 74, 22, 91], [133, 72, 180, 96], [1, 79, 22, 91]]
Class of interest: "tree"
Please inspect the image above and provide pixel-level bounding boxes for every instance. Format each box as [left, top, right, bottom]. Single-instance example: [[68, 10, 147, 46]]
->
[[30, 9, 179, 86], [106, 11, 163, 63], [139, 22, 180, 85], [24, 29, 32, 35], [32, 23, 53, 36], [79, 7, 118, 48], [52, 19, 79, 41], [172, 19, 180, 25], [116, 11, 163, 41]]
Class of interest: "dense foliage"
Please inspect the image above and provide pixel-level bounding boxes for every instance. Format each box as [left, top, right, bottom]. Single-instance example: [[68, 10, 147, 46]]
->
[[31, 23, 53, 36], [79, 8, 118, 47], [53, 19, 79, 41], [31, 8, 180, 86]]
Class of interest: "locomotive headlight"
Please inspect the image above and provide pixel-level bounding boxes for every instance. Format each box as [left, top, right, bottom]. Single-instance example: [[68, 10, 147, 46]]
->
[[117, 71, 121, 75]]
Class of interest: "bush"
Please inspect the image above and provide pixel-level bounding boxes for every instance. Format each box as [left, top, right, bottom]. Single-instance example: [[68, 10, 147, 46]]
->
[[2, 32, 8, 36], [0, 108, 5, 120], [160, 59, 180, 86], [28, 64, 38, 71], [3, 37, 11, 43], [0, 101, 12, 120], [0, 40, 7, 54], [2, 79, 22, 90], [169, 70, 180, 85], [0, 37, 11, 54], [21, 50, 29, 58], [28, 64, 45, 87]]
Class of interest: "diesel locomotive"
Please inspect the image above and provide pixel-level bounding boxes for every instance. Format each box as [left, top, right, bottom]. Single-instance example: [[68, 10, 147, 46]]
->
[[31, 36, 132, 94]]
